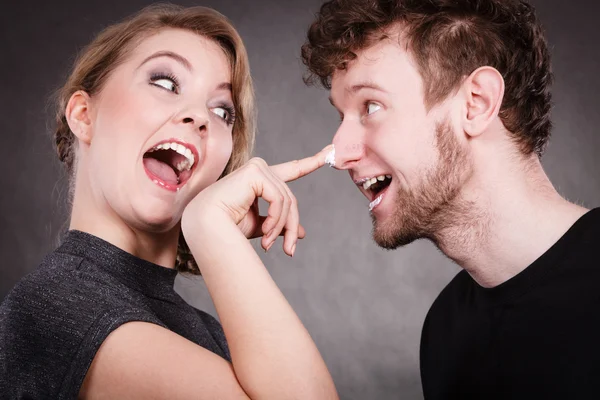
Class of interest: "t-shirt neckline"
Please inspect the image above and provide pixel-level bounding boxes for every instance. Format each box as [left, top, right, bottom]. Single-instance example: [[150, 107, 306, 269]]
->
[[471, 207, 600, 307], [57, 230, 180, 302]]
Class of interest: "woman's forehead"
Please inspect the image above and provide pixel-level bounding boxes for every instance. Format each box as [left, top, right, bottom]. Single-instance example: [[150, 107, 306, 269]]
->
[[128, 28, 232, 77]]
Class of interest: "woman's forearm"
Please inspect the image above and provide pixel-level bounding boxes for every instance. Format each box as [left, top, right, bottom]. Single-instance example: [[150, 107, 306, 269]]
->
[[186, 215, 338, 399]]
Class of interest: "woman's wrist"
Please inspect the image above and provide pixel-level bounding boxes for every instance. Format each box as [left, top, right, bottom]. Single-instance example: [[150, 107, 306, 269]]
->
[[182, 208, 248, 266], [182, 206, 229, 241]]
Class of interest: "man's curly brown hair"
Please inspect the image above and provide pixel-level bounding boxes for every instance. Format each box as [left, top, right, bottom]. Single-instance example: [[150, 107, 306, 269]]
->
[[301, 0, 553, 156]]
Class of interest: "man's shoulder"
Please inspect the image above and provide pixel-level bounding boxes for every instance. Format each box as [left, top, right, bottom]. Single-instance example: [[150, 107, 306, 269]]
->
[[421, 270, 472, 334], [429, 270, 472, 311], [420, 270, 472, 354], [545, 207, 600, 270], [571, 207, 600, 249]]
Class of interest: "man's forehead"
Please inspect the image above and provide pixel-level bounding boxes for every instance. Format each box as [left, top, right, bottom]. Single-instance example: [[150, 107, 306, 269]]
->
[[331, 37, 408, 94]]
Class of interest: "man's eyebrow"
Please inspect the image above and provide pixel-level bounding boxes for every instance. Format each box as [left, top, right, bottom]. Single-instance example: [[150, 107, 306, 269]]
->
[[347, 81, 388, 94], [137, 51, 193, 72], [328, 81, 387, 109]]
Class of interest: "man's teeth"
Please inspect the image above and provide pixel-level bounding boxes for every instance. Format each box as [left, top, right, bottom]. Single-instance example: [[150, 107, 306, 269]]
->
[[151, 142, 196, 170], [362, 175, 392, 190]]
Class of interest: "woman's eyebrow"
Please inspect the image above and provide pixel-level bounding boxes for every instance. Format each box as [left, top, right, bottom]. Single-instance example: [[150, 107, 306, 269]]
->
[[216, 82, 232, 92], [137, 51, 193, 72]]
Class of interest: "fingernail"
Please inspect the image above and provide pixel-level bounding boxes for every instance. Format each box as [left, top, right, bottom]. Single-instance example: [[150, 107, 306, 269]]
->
[[291, 243, 296, 257], [266, 241, 274, 252]]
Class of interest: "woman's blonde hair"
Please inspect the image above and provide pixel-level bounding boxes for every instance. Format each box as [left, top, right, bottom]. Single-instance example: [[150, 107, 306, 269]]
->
[[53, 3, 256, 274]]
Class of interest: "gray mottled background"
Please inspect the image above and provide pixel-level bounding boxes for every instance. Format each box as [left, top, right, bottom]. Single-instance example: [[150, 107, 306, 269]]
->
[[1, 0, 599, 398]]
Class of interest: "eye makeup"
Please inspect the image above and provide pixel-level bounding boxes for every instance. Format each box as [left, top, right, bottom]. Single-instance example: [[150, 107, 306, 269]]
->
[[149, 71, 180, 93]]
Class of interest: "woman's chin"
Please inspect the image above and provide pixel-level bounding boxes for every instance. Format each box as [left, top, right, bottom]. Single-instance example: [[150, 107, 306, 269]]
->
[[142, 215, 179, 232], [130, 198, 182, 232]]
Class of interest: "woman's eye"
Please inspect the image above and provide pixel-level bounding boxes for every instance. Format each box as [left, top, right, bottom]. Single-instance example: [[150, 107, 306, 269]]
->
[[367, 102, 381, 115], [211, 107, 228, 120], [150, 77, 178, 93]]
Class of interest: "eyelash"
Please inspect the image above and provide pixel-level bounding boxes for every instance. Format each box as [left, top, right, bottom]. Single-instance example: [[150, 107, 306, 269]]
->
[[149, 72, 180, 93], [149, 72, 235, 126], [215, 103, 237, 126]]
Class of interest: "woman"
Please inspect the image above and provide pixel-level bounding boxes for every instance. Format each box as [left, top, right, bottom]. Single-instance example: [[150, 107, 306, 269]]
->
[[0, 4, 337, 399]]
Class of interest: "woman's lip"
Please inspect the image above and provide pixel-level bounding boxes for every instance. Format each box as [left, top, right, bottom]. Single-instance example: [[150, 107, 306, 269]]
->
[[142, 137, 200, 192], [143, 165, 191, 192]]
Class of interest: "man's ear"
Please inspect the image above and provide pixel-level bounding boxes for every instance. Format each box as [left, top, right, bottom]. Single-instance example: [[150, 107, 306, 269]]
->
[[462, 66, 505, 138], [65, 90, 93, 145]]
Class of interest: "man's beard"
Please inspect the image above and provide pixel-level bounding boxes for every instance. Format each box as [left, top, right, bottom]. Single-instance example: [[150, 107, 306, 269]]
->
[[372, 120, 472, 249]]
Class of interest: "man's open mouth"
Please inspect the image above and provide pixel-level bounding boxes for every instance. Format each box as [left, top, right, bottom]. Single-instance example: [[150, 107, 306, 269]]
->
[[142, 140, 198, 191], [356, 174, 393, 211]]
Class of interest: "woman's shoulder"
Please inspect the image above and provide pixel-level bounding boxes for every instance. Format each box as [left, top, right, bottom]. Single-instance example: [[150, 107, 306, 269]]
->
[[191, 308, 230, 359], [0, 247, 166, 350], [0, 249, 167, 398], [2, 248, 149, 315]]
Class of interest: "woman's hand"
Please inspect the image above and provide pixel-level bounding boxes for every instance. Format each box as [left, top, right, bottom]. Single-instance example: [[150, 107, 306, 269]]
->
[[182, 145, 332, 257], [179, 144, 340, 399]]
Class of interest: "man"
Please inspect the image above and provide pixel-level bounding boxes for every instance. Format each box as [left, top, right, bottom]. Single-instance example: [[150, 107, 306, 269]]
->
[[301, 0, 599, 398]]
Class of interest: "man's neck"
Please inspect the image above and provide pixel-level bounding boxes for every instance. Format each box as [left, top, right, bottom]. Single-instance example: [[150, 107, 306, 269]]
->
[[434, 153, 588, 288]]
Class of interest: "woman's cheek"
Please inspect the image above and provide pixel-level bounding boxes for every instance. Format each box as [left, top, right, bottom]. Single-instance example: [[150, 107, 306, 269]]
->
[[205, 131, 234, 179]]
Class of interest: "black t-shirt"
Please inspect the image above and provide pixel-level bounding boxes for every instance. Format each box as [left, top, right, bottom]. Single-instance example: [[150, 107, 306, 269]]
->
[[0, 230, 230, 400], [420, 208, 600, 399]]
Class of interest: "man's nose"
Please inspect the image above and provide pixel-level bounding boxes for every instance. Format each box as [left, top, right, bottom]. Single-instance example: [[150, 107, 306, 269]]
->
[[331, 122, 365, 170]]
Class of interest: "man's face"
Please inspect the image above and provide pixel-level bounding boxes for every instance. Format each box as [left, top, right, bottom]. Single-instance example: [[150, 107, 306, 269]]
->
[[329, 34, 472, 248]]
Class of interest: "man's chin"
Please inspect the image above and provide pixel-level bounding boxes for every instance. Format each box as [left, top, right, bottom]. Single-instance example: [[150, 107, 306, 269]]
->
[[372, 219, 422, 250]]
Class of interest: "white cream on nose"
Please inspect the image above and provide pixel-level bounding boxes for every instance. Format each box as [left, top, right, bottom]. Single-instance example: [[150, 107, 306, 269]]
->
[[324, 144, 336, 168]]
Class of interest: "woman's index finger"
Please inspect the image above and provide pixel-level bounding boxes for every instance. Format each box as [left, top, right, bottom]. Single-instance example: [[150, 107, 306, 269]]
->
[[270, 145, 334, 183]]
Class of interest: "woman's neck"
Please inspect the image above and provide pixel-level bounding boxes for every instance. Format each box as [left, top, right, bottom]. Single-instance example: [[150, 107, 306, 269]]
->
[[69, 172, 180, 269]]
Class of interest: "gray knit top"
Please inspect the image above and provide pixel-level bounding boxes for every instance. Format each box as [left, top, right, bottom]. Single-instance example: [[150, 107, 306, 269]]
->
[[0, 230, 230, 399]]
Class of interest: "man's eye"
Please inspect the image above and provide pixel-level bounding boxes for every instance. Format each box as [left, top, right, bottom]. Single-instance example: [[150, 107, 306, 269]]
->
[[367, 102, 381, 115]]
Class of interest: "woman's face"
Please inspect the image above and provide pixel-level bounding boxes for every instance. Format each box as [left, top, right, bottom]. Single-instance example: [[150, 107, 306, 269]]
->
[[82, 28, 235, 232]]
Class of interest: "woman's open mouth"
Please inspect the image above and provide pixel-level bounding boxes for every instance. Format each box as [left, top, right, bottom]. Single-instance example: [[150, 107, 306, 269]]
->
[[142, 139, 199, 192]]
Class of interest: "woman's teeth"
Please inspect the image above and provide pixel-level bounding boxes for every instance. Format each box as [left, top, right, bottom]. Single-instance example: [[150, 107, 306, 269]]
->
[[149, 142, 195, 170], [176, 160, 191, 172], [363, 175, 392, 190]]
